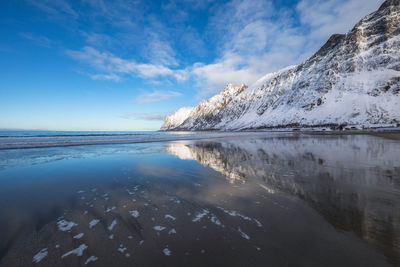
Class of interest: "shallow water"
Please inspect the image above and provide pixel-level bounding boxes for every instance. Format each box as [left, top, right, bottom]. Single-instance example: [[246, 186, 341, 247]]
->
[[0, 133, 399, 266], [0, 130, 263, 149]]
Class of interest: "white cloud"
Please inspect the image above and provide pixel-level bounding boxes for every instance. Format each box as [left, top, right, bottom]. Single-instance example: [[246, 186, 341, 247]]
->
[[89, 73, 121, 82], [18, 32, 54, 47], [143, 32, 178, 67], [135, 63, 174, 78], [297, 0, 383, 33], [27, 0, 78, 19], [135, 90, 183, 104], [81, 32, 116, 48], [191, 55, 261, 96], [120, 112, 167, 121], [66, 46, 185, 81]]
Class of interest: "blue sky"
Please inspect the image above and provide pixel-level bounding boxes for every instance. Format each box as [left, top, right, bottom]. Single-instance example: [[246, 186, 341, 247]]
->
[[0, 0, 383, 131]]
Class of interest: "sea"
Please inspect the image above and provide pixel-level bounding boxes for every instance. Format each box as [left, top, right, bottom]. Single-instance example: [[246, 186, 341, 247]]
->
[[0, 130, 253, 149]]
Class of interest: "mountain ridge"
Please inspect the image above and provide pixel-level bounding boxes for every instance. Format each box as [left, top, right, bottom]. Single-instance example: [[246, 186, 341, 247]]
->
[[161, 0, 400, 131]]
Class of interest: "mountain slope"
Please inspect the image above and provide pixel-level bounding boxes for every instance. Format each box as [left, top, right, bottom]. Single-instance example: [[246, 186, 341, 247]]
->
[[161, 84, 247, 130], [161, 107, 193, 130], [162, 0, 400, 131]]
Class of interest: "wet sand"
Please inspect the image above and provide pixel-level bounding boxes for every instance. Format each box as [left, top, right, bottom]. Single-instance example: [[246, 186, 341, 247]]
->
[[0, 133, 399, 266]]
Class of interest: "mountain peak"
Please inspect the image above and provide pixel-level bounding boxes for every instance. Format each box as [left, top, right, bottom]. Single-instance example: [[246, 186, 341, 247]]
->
[[313, 33, 345, 58], [379, 0, 400, 11]]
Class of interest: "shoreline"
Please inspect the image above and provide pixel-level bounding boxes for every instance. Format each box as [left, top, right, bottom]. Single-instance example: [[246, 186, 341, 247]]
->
[[0, 130, 400, 150], [161, 125, 400, 132]]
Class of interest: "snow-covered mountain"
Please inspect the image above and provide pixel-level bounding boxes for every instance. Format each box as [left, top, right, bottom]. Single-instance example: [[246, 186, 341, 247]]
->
[[161, 84, 247, 130], [161, 0, 400, 131], [161, 107, 193, 131]]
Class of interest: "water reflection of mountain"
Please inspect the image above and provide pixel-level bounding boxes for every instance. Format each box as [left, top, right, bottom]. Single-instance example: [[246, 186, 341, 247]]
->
[[166, 134, 400, 265]]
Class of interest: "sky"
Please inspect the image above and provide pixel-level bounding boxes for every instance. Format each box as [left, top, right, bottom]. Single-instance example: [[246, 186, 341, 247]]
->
[[0, 0, 384, 131]]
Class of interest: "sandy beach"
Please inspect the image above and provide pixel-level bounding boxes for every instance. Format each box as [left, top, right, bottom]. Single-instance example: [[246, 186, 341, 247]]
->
[[0, 132, 399, 266]]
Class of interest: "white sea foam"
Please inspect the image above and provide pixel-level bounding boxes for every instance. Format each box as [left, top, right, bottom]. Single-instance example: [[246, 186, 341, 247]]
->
[[57, 220, 77, 231], [129, 210, 139, 218], [192, 209, 209, 222], [168, 228, 177, 235], [216, 207, 262, 227], [210, 214, 223, 227], [238, 227, 250, 240], [163, 248, 171, 256], [108, 219, 117, 231], [164, 214, 176, 220], [61, 244, 88, 258], [118, 244, 127, 253], [73, 233, 84, 239], [33, 248, 48, 263], [84, 256, 98, 265], [105, 206, 116, 213], [89, 219, 99, 228]]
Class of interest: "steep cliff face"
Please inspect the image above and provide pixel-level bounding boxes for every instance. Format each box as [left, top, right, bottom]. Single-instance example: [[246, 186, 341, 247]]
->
[[163, 0, 400, 130], [161, 84, 247, 130], [160, 107, 193, 130]]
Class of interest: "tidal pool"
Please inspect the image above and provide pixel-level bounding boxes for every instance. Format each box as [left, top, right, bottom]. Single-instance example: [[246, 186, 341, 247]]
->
[[0, 133, 399, 266]]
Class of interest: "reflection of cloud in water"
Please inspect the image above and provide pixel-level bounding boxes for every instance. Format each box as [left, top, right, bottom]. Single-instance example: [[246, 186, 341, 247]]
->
[[136, 163, 184, 178], [166, 134, 400, 264]]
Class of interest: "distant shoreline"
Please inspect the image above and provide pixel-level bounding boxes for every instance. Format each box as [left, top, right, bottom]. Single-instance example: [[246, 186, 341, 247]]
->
[[162, 125, 400, 133]]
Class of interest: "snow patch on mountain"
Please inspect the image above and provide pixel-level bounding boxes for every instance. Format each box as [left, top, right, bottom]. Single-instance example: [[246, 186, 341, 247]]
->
[[161, 107, 193, 130]]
